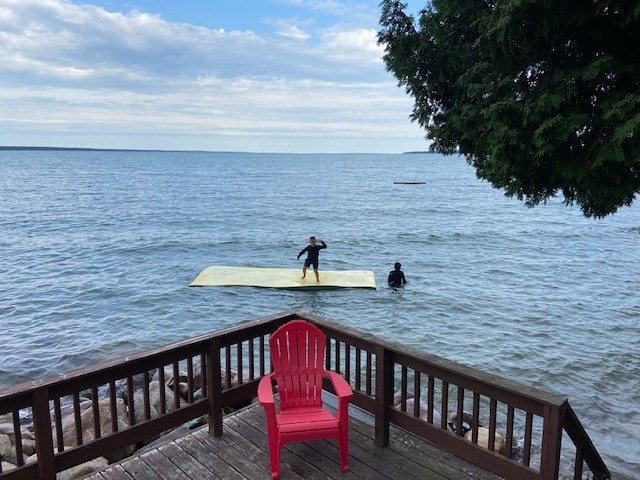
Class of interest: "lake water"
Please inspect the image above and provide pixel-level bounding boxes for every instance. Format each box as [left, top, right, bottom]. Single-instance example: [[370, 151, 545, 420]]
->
[[0, 149, 638, 478]]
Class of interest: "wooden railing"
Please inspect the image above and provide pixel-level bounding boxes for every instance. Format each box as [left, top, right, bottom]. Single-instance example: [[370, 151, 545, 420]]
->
[[0, 309, 610, 480]]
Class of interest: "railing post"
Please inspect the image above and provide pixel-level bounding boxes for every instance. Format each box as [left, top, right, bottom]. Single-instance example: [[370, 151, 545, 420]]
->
[[208, 337, 224, 437], [32, 387, 56, 480], [374, 346, 393, 447], [540, 402, 564, 480]]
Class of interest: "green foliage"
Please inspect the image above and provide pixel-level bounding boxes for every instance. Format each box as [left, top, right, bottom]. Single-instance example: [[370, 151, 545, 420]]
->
[[379, 0, 640, 217]]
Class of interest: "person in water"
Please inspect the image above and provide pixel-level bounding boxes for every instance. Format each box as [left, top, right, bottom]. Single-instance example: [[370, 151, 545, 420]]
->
[[388, 262, 407, 288], [297, 236, 327, 281]]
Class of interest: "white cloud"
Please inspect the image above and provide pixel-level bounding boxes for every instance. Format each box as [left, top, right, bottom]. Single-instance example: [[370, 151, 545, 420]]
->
[[319, 27, 382, 63], [0, 0, 426, 152], [263, 17, 313, 40], [1, 0, 386, 85]]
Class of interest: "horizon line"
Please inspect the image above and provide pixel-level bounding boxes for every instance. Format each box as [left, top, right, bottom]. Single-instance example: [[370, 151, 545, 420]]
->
[[0, 146, 440, 155]]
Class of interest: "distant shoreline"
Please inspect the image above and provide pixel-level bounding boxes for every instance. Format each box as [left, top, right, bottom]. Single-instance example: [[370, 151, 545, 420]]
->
[[0, 146, 449, 155], [402, 150, 460, 155], [0, 146, 234, 154]]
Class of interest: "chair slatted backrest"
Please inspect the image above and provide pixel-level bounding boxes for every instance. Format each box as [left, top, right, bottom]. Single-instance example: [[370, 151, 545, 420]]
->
[[269, 320, 326, 410]]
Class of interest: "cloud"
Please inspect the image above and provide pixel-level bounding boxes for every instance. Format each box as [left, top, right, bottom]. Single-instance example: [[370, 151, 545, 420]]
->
[[263, 17, 313, 40], [1, 0, 383, 86], [0, 0, 424, 152], [319, 27, 382, 63]]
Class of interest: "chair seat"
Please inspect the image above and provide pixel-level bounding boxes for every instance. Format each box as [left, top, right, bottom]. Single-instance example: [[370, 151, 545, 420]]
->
[[277, 406, 340, 439]]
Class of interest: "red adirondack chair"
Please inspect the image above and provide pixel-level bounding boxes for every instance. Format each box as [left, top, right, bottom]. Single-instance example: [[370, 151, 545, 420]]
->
[[258, 319, 353, 479]]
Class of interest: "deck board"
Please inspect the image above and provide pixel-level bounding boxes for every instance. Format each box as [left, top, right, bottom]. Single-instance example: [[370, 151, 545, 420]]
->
[[86, 401, 504, 480], [174, 430, 246, 479], [95, 464, 133, 480]]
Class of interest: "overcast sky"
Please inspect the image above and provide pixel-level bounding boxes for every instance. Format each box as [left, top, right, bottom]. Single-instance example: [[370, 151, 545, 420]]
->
[[0, 0, 428, 153]]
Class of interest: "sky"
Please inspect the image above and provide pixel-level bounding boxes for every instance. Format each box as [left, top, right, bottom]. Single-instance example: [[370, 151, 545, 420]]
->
[[0, 0, 429, 153]]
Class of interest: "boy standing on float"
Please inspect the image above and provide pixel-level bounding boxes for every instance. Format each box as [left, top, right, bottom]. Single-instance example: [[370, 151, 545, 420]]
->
[[297, 237, 327, 282]]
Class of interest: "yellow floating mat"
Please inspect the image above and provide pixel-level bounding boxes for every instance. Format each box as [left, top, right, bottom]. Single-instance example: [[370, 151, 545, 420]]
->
[[189, 266, 376, 289]]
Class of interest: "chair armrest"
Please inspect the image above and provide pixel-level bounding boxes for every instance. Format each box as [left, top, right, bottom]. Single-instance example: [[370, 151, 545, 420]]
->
[[258, 374, 278, 438], [326, 371, 353, 425], [258, 374, 275, 406], [326, 371, 353, 401]]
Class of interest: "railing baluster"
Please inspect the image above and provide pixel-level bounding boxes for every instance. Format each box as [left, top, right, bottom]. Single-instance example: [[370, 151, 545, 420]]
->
[[53, 397, 64, 451], [158, 368, 166, 414], [441, 381, 449, 430], [236, 342, 243, 385], [456, 387, 464, 436], [127, 376, 136, 425], [172, 362, 181, 408], [143, 371, 151, 419], [225, 346, 232, 390], [366, 351, 372, 396], [523, 411, 533, 467], [248, 338, 255, 381], [400, 365, 408, 411], [73, 392, 83, 445], [109, 380, 118, 431], [427, 375, 434, 424], [92, 386, 101, 438], [12, 410, 24, 466], [506, 405, 515, 458], [259, 335, 266, 377], [200, 352, 208, 398], [345, 344, 351, 384], [472, 392, 480, 444], [413, 371, 421, 417], [325, 337, 331, 370], [186, 357, 194, 403], [488, 398, 497, 452], [355, 348, 362, 391]]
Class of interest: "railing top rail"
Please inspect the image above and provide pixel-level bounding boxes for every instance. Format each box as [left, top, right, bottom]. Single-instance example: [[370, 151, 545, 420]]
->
[[296, 310, 568, 408]]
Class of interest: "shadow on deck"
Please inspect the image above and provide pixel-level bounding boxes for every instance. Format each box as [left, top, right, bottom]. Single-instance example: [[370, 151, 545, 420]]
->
[[87, 398, 502, 480]]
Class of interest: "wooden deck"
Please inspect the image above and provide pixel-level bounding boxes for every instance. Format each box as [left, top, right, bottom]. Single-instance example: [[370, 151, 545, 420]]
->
[[85, 399, 503, 480]]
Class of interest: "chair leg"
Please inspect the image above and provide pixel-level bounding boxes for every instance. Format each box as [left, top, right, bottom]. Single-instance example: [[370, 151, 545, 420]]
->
[[339, 428, 349, 472], [268, 437, 281, 479]]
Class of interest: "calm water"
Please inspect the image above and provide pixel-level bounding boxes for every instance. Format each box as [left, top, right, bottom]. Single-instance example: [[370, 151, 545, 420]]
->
[[1, 150, 638, 477]]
